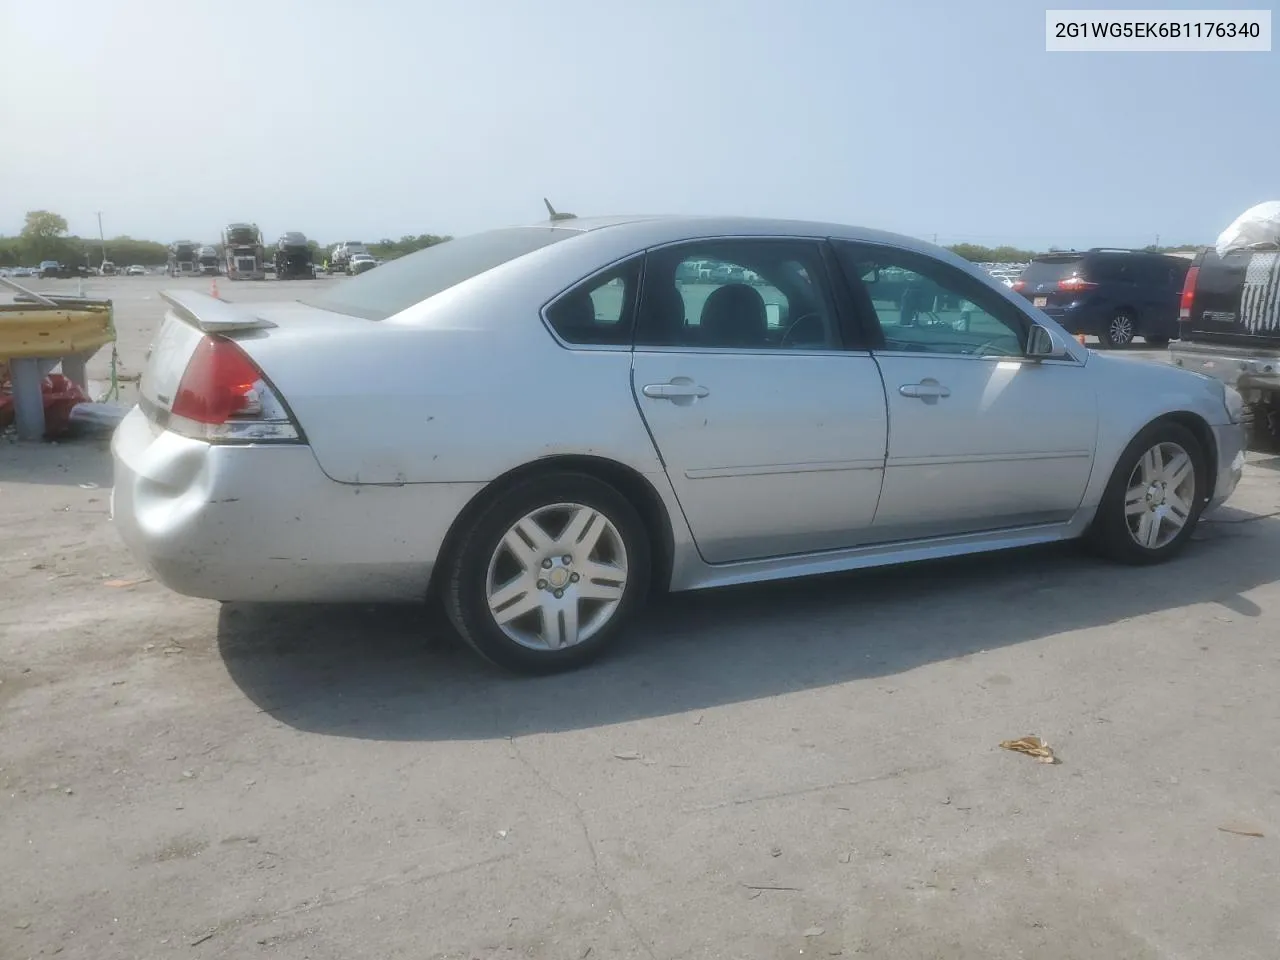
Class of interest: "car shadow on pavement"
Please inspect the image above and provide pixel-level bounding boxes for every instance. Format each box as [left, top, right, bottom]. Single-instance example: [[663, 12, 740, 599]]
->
[[216, 510, 1280, 742]]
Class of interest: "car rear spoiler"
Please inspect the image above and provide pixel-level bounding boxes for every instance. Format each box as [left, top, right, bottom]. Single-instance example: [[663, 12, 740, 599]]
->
[[160, 290, 276, 333]]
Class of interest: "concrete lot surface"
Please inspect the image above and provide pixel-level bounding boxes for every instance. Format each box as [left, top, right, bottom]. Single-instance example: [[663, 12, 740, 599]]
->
[[2, 274, 1278, 959]]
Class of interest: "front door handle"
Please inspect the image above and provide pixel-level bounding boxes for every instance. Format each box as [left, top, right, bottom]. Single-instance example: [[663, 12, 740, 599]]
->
[[643, 382, 710, 400], [899, 381, 951, 401]]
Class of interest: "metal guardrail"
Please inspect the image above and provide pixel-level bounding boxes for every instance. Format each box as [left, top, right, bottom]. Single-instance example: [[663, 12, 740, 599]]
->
[[1, 275, 115, 440]]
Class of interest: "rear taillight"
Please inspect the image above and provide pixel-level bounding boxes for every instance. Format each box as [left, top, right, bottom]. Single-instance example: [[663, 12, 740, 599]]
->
[[1179, 265, 1199, 321], [1011, 279, 1026, 292], [1056, 276, 1099, 293], [169, 336, 300, 442]]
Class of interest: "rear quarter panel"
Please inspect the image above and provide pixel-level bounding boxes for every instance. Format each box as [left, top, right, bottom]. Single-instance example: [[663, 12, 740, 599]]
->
[[237, 277, 664, 487]]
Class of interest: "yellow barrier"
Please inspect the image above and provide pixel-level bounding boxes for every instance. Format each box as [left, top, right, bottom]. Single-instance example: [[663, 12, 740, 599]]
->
[[0, 303, 115, 359], [0, 299, 116, 440]]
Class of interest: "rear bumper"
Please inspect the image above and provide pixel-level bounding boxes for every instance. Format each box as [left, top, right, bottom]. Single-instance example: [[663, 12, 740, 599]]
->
[[110, 406, 484, 602], [1169, 341, 1280, 394], [1038, 304, 1099, 336]]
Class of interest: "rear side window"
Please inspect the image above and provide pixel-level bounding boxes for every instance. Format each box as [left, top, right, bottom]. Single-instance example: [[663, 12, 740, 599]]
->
[[304, 227, 578, 320], [1132, 257, 1187, 287], [1087, 256, 1132, 283], [1020, 257, 1082, 285], [544, 259, 642, 346]]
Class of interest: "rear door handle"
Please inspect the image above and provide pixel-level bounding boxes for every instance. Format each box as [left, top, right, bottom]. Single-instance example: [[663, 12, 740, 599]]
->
[[643, 382, 710, 400]]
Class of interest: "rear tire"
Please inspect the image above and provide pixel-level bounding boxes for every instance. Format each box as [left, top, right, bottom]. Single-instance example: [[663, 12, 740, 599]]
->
[[442, 472, 651, 674], [1100, 309, 1137, 348], [1086, 421, 1207, 565]]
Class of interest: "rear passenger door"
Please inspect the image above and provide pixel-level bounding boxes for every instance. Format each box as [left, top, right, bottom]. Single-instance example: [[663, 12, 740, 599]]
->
[[629, 239, 890, 564]]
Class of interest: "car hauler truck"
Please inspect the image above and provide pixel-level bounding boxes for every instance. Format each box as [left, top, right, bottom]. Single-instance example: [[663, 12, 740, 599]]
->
[[167, 241, 198, 277], [222, 223, 265, 280], [274, 232, 314, 279], [196, 245, 220, 276], [328, 241, 369, 275]]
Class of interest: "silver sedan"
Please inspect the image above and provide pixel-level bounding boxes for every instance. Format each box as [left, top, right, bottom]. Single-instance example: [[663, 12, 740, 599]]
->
[[111, 216, 1247, 672]]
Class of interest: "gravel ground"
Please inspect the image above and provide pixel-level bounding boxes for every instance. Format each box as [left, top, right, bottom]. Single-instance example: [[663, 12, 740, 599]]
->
[[1, 274, 1278, 959]]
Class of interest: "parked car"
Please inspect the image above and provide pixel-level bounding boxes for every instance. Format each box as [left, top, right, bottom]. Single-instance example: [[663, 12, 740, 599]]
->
[[1013, 248, 1190, 347], [126, 264, 146, 276], [38, 260, 61, 278], [112, 215, 1245, 673]]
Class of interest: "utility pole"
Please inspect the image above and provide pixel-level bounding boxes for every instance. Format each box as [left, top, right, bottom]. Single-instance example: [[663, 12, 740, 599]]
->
[[96, 211, 107, 266]]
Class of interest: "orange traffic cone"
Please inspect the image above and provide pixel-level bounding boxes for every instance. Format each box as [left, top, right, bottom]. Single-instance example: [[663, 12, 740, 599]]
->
[[210, 277, 220, 299]]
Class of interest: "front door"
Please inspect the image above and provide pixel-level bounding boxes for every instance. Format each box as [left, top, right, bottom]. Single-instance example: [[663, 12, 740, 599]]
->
[[631, 238, 889, 564], [834, 241, 1098, 542]]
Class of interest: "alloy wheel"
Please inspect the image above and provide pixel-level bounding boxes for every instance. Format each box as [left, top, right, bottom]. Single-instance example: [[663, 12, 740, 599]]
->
[[1109, 313, 1135, 346], [1124, 441, 1196, 550], [484, 503, 629, 651]]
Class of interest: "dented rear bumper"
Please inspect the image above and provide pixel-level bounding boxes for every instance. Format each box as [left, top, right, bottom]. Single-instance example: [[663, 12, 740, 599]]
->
[[110, 406, 483, 602]]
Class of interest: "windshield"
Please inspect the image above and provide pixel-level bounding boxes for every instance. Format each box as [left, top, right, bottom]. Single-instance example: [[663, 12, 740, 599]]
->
[[303, 226, 578, 320]]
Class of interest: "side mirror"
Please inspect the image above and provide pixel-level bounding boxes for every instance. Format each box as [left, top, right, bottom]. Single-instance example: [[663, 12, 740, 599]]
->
[[862, 266, 881, 284], [1025, 324, 1056, 359]]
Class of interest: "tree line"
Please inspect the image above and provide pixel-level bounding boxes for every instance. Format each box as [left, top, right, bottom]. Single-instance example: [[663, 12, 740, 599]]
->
[[2, 209, 1199, 270], [0, 211, 452, 268]]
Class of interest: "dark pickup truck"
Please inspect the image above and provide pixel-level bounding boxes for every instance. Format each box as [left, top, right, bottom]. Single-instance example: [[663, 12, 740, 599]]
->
[[1170, 245, 1280, 446]]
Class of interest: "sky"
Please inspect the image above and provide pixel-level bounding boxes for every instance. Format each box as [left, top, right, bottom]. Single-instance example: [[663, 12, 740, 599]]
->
[[0, 0, 1276, 250]]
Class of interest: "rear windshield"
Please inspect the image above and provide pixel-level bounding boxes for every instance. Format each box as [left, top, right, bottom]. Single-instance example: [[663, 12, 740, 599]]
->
[[304, 226, 578, 320], [1020, 256, 1083, 284]]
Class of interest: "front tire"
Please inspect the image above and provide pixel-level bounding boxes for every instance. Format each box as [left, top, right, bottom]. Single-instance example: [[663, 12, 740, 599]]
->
[[1086, 421, 1207, 565], [442, 473, 652, 673]]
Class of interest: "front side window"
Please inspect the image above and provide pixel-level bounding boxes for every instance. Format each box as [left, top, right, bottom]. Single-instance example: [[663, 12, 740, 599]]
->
[[636, 239, 841, 350], [836, 243, 1027, 357]]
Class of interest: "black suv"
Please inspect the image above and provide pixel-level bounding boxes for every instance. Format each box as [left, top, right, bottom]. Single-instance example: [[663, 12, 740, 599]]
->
[[1013, 248, 1190, 348]]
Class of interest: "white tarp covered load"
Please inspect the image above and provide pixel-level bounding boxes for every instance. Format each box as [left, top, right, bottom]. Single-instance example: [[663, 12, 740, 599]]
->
[[1216, 201, 1280, 258]]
